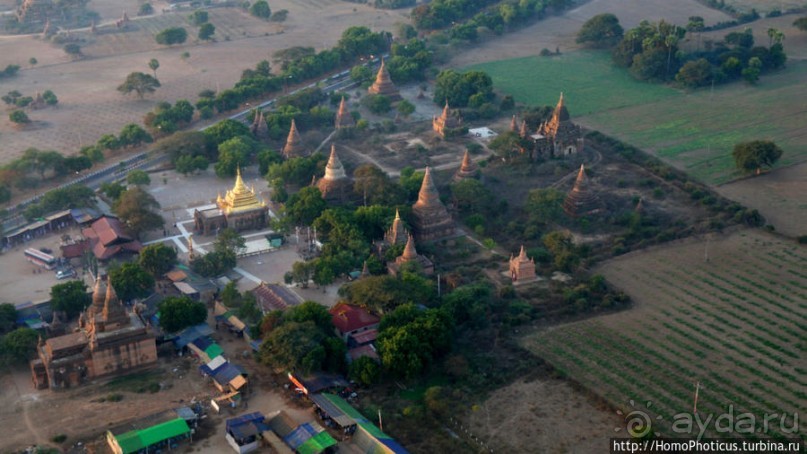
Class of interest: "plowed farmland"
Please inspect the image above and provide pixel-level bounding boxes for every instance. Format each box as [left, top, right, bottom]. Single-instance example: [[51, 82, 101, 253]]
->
[[522, 229, 807, 441]]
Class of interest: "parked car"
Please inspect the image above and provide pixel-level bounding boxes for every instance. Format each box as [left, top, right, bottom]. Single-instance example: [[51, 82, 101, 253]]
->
[[56, 269, 76, 280]]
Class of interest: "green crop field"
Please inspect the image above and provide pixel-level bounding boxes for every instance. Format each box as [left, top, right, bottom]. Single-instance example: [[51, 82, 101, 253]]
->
[[465, 52, 807, 185], [521, 230, 807, 442]]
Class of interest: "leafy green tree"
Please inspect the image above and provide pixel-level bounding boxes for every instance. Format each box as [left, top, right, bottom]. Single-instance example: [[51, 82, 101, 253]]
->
[[100, 181, 126, 201], [259, 321, 325, 373], [542, 230, 580, 271], [63, 43, 82, 58], [148, 59, 160, 79], [117, 72, 161, 99], [352, 164, 403, 206], [42, 90, 58, 105], [204, 119, 251, 146], [433, 69, 493, 108], [250, 0, 271, 19], [97, 134, 121, 151], [283, 301, 332, 333], [138, 2, 153, 15], [139, 243, 178, 277], [215, 227, 247, 256], [794, 16, 807, 32], [158, 296, 207, 333], [113, 187, 164, 238], [64, 156, 92, 173], [108, 263, 155, 302], [377, 305, 452, 379], [1, 328, 39, 363], [362, 94, 391, 114], [733, 140, 783, 175], [450, 179, 493, 215], [50, 281, 90, 318], [80, 145, 105, 163], [396, 100, 415, 118], [742, 56, 762, 85], [215, 136, 252, 177], [9, 110, 30, 124], [155, 27, 188, 45], [0, 303, 18, 334], [348, 355, 380, 386], [126, 170, 151, 186], [675, 58, 713, 88], [525, 188, 565, 225], [576, 13, 623, 48], [175, 155, 209, 175], [189, 10, 208, 25], [350, 65, 373, 84], [198, 23, 215, 41], [118, 124, 153, 147], [286, 187, 326, 225]]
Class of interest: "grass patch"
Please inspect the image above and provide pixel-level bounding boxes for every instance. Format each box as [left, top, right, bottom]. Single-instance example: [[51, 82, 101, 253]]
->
[[399, 375, 450, 401], [467, 51, 807, 185], [103, 369, 163, 393], [464, 50, 680, 116]]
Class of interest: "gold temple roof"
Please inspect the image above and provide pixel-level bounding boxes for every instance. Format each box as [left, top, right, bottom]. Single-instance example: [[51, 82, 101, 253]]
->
[[217, 168, 266, 214]]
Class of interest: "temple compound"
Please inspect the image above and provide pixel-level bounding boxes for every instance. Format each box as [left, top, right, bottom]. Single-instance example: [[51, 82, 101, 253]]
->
[[30, 277, 158, 389], [509, 245, 536, 283], [531, 93, 584, 158], [411, 167, 454, 242], [387, 235, 434, 277], [453, 150, 479, 182], [367, 58, 401, 101], [335, 97, 355, 129], [282, 119, 306, 159], [563, 164, 602, 218], [316, 144, 352, 202], [432, 101, 465, 139], [194, 168, 268, 235]]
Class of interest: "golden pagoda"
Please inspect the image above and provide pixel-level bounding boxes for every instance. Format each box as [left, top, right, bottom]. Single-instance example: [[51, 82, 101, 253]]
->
[[194, 167, 269, 234]]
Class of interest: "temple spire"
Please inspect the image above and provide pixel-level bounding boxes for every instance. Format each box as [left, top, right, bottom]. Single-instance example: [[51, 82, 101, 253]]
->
[[563, 164, 601, 217], [283, 119, 304, 158], [91, 276, 106, 313], [402, 235, 418, 261], [368, 58, 401, 100], [415, 167, 441, 208], [454, 150, 479, 182], [335, 97, 355, 129], [510, 115, 517, 132]]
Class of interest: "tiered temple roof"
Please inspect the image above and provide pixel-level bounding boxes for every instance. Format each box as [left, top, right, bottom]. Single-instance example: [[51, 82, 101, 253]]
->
[[251, 110, 268, 140], [384, 210, 408, 246], [317, 144, 351, 202], [388, 235, 434, 276], [453, 150, 479, 182], [367, 58, 401, 101], [411, 167, 454, 242], [432, 101, 463, 138], [335, 97, 355, 129], [282, 119, 305, 158], [102, 278, 130, 328], [217, 168, 266, 215], [563, 164, 601, 217], [509, 245, 536, 282], [534, 92, 584, 157]]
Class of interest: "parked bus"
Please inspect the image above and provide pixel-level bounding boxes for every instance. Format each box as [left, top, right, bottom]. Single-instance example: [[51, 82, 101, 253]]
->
[[24, 248, 56, 269]]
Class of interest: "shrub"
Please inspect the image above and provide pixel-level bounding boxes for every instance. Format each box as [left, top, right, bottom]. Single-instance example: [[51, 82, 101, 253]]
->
[[51, 434, 67, 443]]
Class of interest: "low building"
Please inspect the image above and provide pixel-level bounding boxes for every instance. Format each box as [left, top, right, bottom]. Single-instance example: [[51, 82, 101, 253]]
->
[[532, 93, 584, 158], [509, 245, 536, 283], [329, 302, 380, 342], [250, 282, 303, 313], [194, 168, 269, 235], [81, 215, 142, 261], [226, 412, 267, 454], [107, 418, 191, 454], [309, 393, 409, 452]]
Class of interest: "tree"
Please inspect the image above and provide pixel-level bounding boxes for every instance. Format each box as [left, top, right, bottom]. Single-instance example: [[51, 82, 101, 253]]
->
[[126, 170, 151, 186], [98, 134, 121, 151], [0, 303, 18, 334], [1, 328, 39, 363], [9, 110, 30, 125], [198, 23, 215, 41], [139, 243, 177, 277], [113, 187, 164, 238], [189, 10, 208, 25], [155, 27, 188, 45], [50, 281, 90, 318], [732, 140, 783, 175], [348, 355, 380, 386], [138, 2, 153, 15], [742, 56, 762, 85], [118, 124, 153, 147], [793, 16, 807, 32], [158, 296, 207, 333], [675, 58, 713, 88], [148, 59, 160, 78], [433, 70, 494, 108], [250, 0, 271, 19], [576, 13, 623, 48], [204, 119, 251, 146], [259, 321, 326, 373], [376, 305, 452, 379], [286, 187, 327, 225], [100, 181, 126, 201], [362, 94, 391, 114], [175, 155, 209, 175], [64, 155, 93, 174], [215, 227, 247, 256], [42, 90, 58, 106], [283, 301, 333, 333], [215, 136, 253, 177], [63, 43, 82, 58], [118, 72, 161, 99], [108, 263, 155, 302], [396, 100, 415, 118]]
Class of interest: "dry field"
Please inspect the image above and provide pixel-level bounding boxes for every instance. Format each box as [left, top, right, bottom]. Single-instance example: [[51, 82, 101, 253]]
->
[[0, 0, 408, 161], [722, 0, 807, 13], [448, 0, 733, 67], [521, 229, 807, 441], [468, 377, 621, 453], [716, 162, 807, 238]]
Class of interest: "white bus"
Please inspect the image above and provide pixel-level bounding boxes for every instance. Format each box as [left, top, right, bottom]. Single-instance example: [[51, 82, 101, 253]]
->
[[24, 248, 56, 270]]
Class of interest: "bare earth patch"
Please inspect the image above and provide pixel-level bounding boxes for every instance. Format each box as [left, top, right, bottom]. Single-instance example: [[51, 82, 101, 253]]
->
[[468, 377, 620, 453]]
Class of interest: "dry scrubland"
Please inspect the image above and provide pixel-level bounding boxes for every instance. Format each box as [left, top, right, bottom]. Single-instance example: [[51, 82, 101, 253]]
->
[[523, 229, 807, 441], [723, 0, 807, 13], [0, 0, 408, 159]]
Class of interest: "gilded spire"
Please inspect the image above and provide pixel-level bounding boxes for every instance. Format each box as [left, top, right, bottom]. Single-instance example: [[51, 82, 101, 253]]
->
[[414, 167, 441, 209], [283, 119, 304, 159], [218, 167, 266, 214], [401, 235, 418, 261]]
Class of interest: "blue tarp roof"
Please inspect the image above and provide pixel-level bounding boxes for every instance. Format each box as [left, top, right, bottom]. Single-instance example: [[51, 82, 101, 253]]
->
[[191, 336, 214, 350], [226, 412, 265, 431], [172, 324, 214, 348], [212, 363, 247, 385], [283, 422, 318, 450], [199, 359, 227, 376]]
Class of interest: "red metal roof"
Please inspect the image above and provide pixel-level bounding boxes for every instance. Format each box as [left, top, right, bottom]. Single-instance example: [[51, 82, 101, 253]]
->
[[329, 303, 379, 335], [250, 283, 301, 312], [81, 216, 140, 260]]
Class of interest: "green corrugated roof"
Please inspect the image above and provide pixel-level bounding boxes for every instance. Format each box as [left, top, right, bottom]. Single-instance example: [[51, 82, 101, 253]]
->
[[358, 421, 388, 440], [114, 430, 143, 454], [137, 418, 190, 447], [205, 343, 223, 359], [321, 393, 365, 420], [297, 431, 337, 454]]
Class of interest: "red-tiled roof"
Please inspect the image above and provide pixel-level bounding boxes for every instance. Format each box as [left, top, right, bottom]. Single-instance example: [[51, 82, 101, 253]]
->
[[81, 216, 140, 260], [60, 240, 90, 259], [329, 303, 379, 335], [348, 329, 378, 346], [348, 345, 378, 362], [91, 216, 132, 246], [250, 283, 301, 312]]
